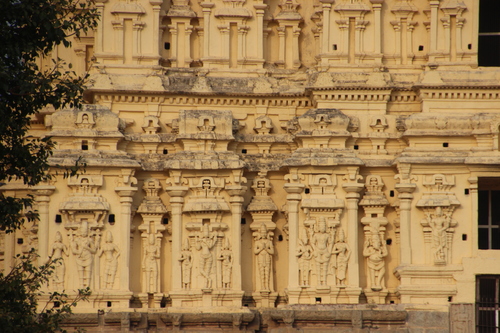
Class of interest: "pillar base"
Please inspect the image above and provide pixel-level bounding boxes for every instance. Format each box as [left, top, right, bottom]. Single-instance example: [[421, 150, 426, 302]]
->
[[286, 286, 361, 304], [253, 290, 278, 308], [170, 289, 244, 307]]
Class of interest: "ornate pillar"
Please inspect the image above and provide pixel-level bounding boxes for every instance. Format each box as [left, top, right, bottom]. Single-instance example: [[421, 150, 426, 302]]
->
[[254, 3, 267, 62], [200, 2, 215, 59], [395, 180, 416, 266], [429, 0, 441, 57], [226, 184, 247, 291], [33, 184, 56, 265], [342, 171, 364, 302], [284, 170, 305, 290], [320, 0, 334, 55], [165, 175, 189, 292], [371, 0, 383, 60], [115, 183, 137, 292]]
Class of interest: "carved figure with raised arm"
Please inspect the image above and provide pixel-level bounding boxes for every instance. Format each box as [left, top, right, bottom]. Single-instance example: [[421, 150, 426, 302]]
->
[[196, 223, 217, 289]]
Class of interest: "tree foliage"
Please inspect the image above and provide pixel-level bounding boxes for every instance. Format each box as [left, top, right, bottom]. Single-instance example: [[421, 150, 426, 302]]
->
[[0, 0, 99, 232], [0, 0, 99, 331]]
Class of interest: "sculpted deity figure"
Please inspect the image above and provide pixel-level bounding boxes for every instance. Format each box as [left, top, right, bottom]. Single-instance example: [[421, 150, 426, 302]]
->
[[428, 207, 450, 263], [310, 217, 334, 286], [143, 233, 160, 293], [48, 231, 69, 289], [332, 229, 350, 287], [363, 232, 388, 291], [296, 229, 312, 286], [254, 223, 274, 291], [70, 222, 97, 288], [98, 231, 120, 290], [196, 223, 217, 289], [179, 241, 193, 290], [217, 238, 233, 289]]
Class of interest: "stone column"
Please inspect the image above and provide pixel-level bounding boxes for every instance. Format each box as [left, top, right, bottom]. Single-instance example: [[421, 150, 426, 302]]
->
[[115, 186, 138, 291], [394, 182, 416, 266], [429, 0, 440, 54], [468, 177, 478, 257], [33, 185, 56, 265], [200, 2, 214, 59], [226, 185, 247, 290], [320, 1, 334, 54], [94, 0, 107, 55], [284, 179, 305, 288], [342, 182, 364, 292], [254, 4, 267, 62], [165, 185, 189, 290], [150, 0, 162, 59], [370, 0, 383, 59]]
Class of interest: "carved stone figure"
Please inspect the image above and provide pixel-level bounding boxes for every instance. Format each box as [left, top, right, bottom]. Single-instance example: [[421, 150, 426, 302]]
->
[[218, 238, 233, 289], [310, 217, 334, 286], [332, 229, 350, 288], [143, 233, 160, 293], [428, 207, 450, 263], [98, 231, 120, 290], [179, 241, 193, 290], [70, 222, 97, 288], [296, 229, 312, 286], [254, 223, 274, 291], [48, 231, 69, 289], [196, 223, 217, 289], [363, 231, 387, 291]]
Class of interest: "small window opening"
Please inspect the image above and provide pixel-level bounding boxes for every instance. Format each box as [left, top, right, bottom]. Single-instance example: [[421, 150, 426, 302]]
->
[[278, 235, 283, 242], [107, 301, 112, 307], [305, 188, 310, 194], [164, 42, 170, 50], [241, 149, 247, 154], [390, 190, 395, 197], [371, 213, 377, 218], [240, 218, 246, 225], [333, 44, 337, 51], [462, 234, 468, 241], [163, 148, 168, 154], [354, 145, 359, 150], [162, 218, 169, 225], [386, 239, 392, 245], [55, 214, 62, 223], [418, 45, 424, 51], [17, 238, 23, 244], [315, 297, 322, 303], [448, 296, 453, 302], [443, 142, 449, 147], [53, 302, 60, 308], [81, 140, 89, 150], [465, 189, 470, 195], [108, 214, 115, 224]]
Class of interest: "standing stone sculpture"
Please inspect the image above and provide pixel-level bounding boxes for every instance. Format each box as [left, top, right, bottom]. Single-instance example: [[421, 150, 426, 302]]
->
[[143, 233, 160, 293], [310, 217, 335, 286], [218, 238, 233, 289], [428, 207, 451, 263], [98, 231, 120, 290], [254, 223, 274, 291], [363, 229, 387, 291], [48, 231, 69, 289], [196, 223, 217, 289], [70, 222, 97, 288], [296, 229, 312, 286], [332, 229, 350, 288], [179, 241, 193, 290]]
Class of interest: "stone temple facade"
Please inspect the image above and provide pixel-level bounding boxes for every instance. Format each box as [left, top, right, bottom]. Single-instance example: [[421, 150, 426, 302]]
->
[[3, 0, 500, 331]]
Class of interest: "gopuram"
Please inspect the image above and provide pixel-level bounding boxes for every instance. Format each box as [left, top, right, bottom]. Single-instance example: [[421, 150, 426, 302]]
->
[[2, 0, 500, 331]]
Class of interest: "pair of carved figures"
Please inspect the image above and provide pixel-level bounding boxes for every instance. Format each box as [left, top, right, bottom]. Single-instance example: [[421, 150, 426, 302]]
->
[[178, 224, 233, 290], [49, 226, 119, 290], [297, 218, 350, 288]]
